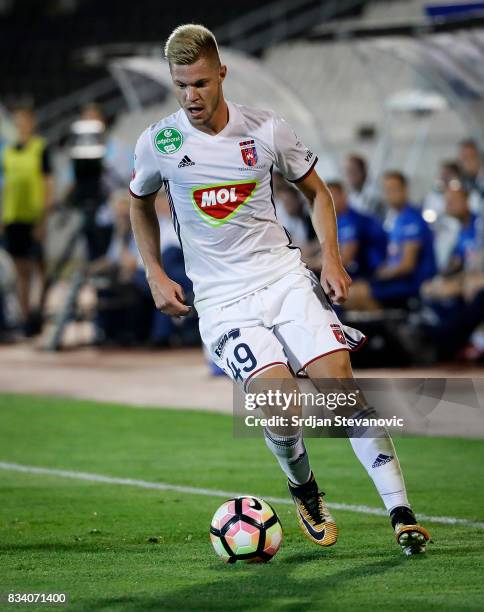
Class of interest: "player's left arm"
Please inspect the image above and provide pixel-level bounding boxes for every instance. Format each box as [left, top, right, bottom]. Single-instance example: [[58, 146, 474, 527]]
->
[[296, 170, 351, 304]]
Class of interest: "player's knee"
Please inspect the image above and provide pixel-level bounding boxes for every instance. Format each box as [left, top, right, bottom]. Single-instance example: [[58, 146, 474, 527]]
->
[[249, 365, 302, 432], [250, 363, 293, 382], [307, 350, 353, 379]]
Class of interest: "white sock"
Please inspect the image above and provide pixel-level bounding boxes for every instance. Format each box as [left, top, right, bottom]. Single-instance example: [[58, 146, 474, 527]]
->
[[263, 427, 311, 485], [347, 408, 410, 512]]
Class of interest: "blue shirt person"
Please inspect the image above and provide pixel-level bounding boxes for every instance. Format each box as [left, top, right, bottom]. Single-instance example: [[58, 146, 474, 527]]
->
[[371, 172, 436, 305], [451, 213, 477, 266], [327, 181, 387, 280], [337, 206, 387, 279], [443, 181, 478, 274]]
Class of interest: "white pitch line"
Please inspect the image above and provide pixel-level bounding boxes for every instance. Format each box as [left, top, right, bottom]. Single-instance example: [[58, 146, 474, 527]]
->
[[1, 461, 483, 530]]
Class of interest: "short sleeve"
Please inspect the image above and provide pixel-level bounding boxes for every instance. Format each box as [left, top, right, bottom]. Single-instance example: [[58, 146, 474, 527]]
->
[[272, 114, 317, 183], [129, 128, 163, 199]]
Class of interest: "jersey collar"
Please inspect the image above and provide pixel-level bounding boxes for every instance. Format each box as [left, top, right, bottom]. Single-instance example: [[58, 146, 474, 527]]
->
[[180, 100, 237, 140]]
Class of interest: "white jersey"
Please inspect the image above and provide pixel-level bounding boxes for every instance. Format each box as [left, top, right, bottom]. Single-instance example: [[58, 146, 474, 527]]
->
[[129, 101, 317, 314]]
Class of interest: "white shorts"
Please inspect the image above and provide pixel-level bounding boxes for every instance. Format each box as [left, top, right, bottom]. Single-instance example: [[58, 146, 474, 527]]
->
[[199, 271, 367, 389]]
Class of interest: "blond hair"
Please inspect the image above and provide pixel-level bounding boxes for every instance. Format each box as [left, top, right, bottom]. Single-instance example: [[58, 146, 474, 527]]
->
[[164, 24, 220, 66]]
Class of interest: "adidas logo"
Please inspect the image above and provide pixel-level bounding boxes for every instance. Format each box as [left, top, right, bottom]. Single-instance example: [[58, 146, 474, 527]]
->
[[178, 155, 195, 168], [372, 453, 394, 468], [289, 451, 307, 466]]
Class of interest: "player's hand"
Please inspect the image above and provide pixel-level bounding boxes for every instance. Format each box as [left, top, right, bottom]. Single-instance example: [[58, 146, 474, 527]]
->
[[321, 255, 352, 304], [146, 267, 191, 317]]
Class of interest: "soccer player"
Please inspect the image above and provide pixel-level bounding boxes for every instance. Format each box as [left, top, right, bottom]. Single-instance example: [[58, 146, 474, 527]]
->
[[129, 24, 430, 555]]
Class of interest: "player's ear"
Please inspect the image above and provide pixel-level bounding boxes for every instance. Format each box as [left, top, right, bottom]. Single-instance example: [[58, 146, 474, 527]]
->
[[219, 64, 227, 83]]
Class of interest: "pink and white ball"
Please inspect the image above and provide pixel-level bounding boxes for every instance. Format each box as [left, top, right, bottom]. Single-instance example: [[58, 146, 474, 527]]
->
[[210, 496, 283, 563]]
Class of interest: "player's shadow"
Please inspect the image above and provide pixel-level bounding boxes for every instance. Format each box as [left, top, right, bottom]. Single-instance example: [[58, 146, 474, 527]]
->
[[79, 555, 406, 611]]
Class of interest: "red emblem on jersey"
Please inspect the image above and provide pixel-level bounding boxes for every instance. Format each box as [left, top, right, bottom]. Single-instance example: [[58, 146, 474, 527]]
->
[[331, 324, 346, 345], [191, 181, 258, 227], [239, 139, 258, 167]]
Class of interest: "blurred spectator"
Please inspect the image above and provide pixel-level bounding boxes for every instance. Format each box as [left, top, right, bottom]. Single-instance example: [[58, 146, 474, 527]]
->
[[0, 247, 20, 338], [344, 153, 383, 217], [90, 190, 196, 347], [272, 171, 319, 270], [273, 182, 310, 247], [416, 276, 484, 363], [89, 191, 146, 345], [423, 160, 461, 218], [80, 103, 133, 189], [443, 181, 477, 275], [70, 104, 112, 260], [345, 171, 436, 310], [458, 140, 484, 213], [64, 103, 133, 261], [421, 182, 477, 322], [419, 182, 484, 362], [94, 191, 137, 280], [0, 105, 54, 332], [0, 129, 5, 190], [422, 160, 462, 271], [327, 180, 387, 280], [421, 182, 477, 294]]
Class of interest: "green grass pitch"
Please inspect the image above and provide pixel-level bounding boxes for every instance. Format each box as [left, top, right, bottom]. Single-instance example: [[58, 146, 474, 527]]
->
[[0, 393, 483, 611]]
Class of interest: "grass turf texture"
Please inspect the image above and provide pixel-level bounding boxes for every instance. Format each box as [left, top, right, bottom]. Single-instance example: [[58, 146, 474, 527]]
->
[[0, 394, 483, 611]]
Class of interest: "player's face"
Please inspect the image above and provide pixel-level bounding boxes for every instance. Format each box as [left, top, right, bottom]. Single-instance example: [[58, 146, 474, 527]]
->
[[171, 56, 227, 128]]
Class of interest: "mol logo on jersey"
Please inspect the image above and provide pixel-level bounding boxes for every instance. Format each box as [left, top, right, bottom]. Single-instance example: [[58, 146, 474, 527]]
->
[[191, 180, 258, 227]]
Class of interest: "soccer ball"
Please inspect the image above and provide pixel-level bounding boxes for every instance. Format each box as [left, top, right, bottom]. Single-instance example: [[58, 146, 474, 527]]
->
[[210, 496, 283, 563]]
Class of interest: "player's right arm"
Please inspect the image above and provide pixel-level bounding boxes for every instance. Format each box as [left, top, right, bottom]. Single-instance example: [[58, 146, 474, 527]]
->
[[130, 194, 189, 316], [129, 129, 190, 317]]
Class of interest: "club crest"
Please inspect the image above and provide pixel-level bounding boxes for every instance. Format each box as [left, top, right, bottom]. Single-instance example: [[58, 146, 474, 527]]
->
[[239, 139, 258, 167], [331, 324, 346, 345]]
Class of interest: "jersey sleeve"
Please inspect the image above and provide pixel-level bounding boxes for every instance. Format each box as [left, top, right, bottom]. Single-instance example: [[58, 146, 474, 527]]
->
[[129, 128, 163, 199], [272, 114, 317, 183]]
